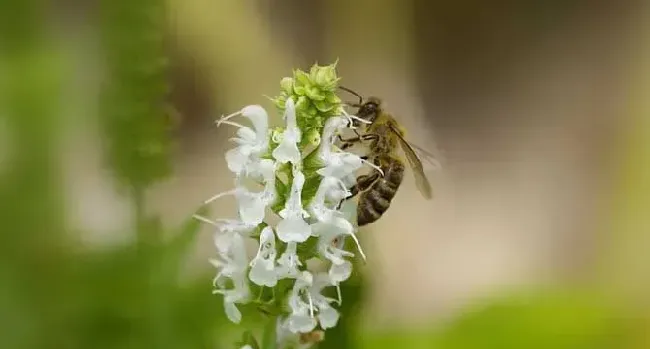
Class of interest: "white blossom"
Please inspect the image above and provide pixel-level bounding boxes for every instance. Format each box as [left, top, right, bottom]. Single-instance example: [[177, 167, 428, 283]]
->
[[204, 158, 277, 226], [192, 215, 258, 255], [287, 271, 318, 333], [285, 271, 341, 334], [310, 273, 341, 329], [209, 233, 250, 324], [272, 98, 301, 164], [317, 116, 363, 179], [307, 176, 350, 223], [218, 105, 269, 176], [276, 242, 302, 279], [249, 226, 278, 287], [276, 168, 312, 243]]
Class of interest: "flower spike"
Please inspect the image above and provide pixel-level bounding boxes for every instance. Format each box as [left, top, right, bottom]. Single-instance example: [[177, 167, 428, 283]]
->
[[194, 62, 368, 344]]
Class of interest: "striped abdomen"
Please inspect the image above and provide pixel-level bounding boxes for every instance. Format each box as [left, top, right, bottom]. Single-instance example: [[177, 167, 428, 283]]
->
[[357, 156, 405, 226]]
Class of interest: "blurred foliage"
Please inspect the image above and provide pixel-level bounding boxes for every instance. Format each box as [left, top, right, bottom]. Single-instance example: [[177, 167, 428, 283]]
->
[[357, 288, 644, 349], [99, 0, 172, 195]]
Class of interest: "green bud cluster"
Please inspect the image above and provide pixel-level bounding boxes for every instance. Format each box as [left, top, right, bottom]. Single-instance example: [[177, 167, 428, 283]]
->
[[272, 62, 343, 147]]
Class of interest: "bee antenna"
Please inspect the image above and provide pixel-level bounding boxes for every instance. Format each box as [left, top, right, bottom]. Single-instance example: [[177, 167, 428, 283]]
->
[[338, 85, 363, 106], [343, 101, 362, 108]]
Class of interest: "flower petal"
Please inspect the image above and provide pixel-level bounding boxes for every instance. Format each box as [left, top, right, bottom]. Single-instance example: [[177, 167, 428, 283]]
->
[[241, 105, 269, 141], [224, 299, 243, 324], [235, 191, 266, 225], [317, 306, 340, 329], [329, 260, 352, 284], [225, 147, 252, 174], [272, 131, 301, 164], [288, 314, 317, 334], [272, 98, 301, 164], [249, 227, 278, 287], [249, 258, 277, 287], [277, 216, 312, 243], [276, 242, 302, 278]]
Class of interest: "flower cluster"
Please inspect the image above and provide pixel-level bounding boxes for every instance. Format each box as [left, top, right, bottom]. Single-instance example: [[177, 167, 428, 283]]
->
[[195, 63, 374, 346]]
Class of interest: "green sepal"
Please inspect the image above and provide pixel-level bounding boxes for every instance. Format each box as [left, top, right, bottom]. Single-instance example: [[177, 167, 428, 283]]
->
[[272, 94, 287, 110], [301, 173, 323, 207], [314, 98, 336, 113], [261, 317, 278, 349], [296, 235, 320, 260], [293, 69, 311, 87], [248, 222, 268, 240], [280, 77, 293, 95], [305, 86, 326, 101], [302, 147, 324, 172], [235, 330, 260, 349], [306, 128, 321, 146]]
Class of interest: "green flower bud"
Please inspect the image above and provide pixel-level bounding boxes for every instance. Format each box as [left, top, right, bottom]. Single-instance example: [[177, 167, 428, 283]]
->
[[293, 84, 306, 96], [294, 69, 311, 87], [295, 96, 309, 112], [280, 77, 294, 94], [273, 95, 286, 110], [307, 104, 318, 117], [326, 93, 342, 105], [305, 86, 325, 101], [311, 63, 338, 89], [313, 99, 335, 113], [306, 128, 321, 146]]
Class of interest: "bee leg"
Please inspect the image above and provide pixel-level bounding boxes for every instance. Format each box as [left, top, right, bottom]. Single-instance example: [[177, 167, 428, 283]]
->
[[361, 133, 379, 141], [338, 135, 360, 143], [337, 135, 361, 150], [336, 173, 381, 209]]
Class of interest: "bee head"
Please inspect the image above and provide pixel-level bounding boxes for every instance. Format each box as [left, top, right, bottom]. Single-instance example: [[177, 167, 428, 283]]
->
[[356, 97, 382, 123], [338, 85, 381, 123]]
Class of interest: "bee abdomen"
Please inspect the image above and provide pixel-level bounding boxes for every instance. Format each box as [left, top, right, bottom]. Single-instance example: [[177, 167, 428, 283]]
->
[[384, 160, 405, 186], [357, 157, 405, 226]]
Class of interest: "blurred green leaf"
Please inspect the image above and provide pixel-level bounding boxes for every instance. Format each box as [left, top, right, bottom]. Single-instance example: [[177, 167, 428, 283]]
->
[[352, 288, 636, 349], [317, 273, 365, 349], [261, 319, 277, 349], [430, 288, 628, 349]]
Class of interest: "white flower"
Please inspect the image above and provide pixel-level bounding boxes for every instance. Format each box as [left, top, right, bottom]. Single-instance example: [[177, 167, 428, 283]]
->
[[287, 271, 318, 333], [272, 98, 302, 164], [276, 168, 312, 243], [218, 105, 269, 176], [209, 233, 250, 324], [307, 176, 350, 223], [310, 273, 340, 329], [285, 271, 341, 333], [204, 158, 277, 226], [318, 116, 349, 161], [317, 117, 363, 179], [312, 219, 352, 269], [246, 158, 278, 206], [249, 226, 278, 287], [192, 215, 258, 255], [213, 219, 257, 255], [312, 216, 365, 283], [276, 241, 302, 279]]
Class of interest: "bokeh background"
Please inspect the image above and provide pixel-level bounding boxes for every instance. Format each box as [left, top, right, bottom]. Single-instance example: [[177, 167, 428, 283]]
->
[[1, 0, 649, 348]]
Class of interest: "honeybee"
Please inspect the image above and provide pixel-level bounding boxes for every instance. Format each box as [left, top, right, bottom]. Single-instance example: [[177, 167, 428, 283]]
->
[[338, 86, 439, 226]]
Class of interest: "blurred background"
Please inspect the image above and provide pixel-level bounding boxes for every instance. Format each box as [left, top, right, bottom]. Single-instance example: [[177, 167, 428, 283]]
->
[[1, 0, 649, 348]]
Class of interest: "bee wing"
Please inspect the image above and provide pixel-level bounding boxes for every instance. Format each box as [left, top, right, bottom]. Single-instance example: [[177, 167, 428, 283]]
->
[[389, 124, 433, 199], [410, 143, 443, 170]]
